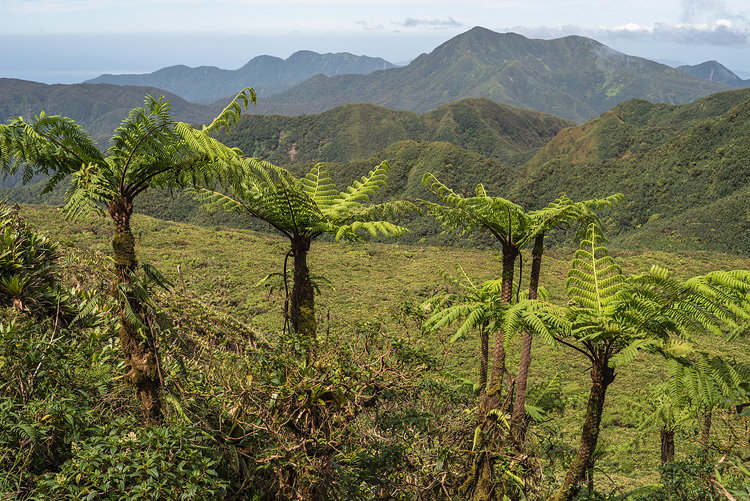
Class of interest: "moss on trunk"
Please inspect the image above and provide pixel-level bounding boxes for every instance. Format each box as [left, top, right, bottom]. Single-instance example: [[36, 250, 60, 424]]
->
[[110, 199, 162, 425]]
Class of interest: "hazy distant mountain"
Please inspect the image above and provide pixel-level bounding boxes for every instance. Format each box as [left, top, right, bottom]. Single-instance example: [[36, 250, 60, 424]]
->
[[0, 78, 226, 145], [85, 51, 397, 104], [253, 26, 731, 123], [677, 60, 750, 88]]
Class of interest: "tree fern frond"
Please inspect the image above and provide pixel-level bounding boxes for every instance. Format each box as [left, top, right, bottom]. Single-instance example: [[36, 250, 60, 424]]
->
[[610, 339, 658, 367], [201, 88, 257, 134], [336, 160, 391, 211], [504, 299, 566, 347], [300, 163, 341, 209]]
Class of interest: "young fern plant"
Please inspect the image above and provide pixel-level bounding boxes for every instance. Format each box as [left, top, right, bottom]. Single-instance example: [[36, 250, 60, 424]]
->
[[195, 159, 413, 340], [504, 223, 750, 501], [423, 264, 507, 395]]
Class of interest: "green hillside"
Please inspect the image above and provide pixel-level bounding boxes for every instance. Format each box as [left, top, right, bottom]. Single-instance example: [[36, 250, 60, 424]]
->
[[0, 78, 226, 145], [511, 88, 750, 253], [256, 27, 730, 123], [228, 98, 572, 166], [4, 82, 750, 255]]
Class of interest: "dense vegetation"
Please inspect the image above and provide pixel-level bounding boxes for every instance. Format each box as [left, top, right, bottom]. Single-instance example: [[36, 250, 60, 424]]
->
[[3, 200, 750, 500], [2, 57, 750, 498], [229, 98, 572, 167]]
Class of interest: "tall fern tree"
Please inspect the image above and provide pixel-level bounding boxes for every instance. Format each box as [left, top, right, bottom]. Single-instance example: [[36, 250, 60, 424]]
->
[[0, 89, 256, 424], [421, 174, 620, 499], [505, 223, 750, 501], [197, 159, 410, 339]]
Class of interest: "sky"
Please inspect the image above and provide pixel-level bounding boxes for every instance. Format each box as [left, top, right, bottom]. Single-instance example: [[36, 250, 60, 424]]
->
[[1, 0, 749, 84]]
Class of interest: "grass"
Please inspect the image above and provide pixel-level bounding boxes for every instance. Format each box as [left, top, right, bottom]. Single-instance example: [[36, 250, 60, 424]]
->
[[17, 203, 750, 496]]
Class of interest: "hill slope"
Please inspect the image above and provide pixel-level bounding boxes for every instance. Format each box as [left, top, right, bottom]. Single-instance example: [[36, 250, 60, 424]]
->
[[0, 78, 226, 145], [85, 51, 397, 104], [513, 88, 750, 253], [255, 27, 730, 123], [227, 98, 573, 166]]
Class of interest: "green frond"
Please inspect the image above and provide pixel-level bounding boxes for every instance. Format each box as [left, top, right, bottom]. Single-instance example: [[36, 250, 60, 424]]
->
[[142, 263, 173, 292], [201, 88, 257, 134], [336, 160, 391, 210], [610, 339, 658, 367], [0, 113, 104, 193], [423, 302, 476, 334], [300, 163, 340, 209], [333, 220, 409, 242], [422, 172, 458, 199], [193, 188, 248, 214], [504, 299, 566, 347], [566, 224, 625, 311]]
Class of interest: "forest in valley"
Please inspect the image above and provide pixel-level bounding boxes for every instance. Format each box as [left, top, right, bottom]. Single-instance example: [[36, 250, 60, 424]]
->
[[1, 79, 750, 501]]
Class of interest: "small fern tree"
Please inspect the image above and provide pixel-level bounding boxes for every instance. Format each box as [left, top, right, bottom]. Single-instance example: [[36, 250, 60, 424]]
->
[[667, 353, 750, 450], [196, 160, 410, 339], [424, 265, 507, 397], [0, 89, 256, 424], [505, 223, 750, 501]]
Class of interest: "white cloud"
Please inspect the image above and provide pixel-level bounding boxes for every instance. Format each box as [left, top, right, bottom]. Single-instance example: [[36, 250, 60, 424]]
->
[[355, 20, 385, 30], [394, 17, 463, 29], [508, 19, 749, 47]]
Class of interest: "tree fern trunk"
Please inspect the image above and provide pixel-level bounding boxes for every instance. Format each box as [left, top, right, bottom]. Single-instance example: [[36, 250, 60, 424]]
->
[[511, 234, 544, 445], [552, 358, 615, 501], [471, 245, 518, 500], [480, 322, 489, 397], [291, 236, 316, 339], [110, 200, 162, 425], [483, 245, 518, 413], [660, 429, 675, 465]]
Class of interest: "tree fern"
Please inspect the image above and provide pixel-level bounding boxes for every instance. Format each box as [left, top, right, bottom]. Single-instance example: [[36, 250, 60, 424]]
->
[[505, 223, 750, 501], [196, 159, 412, 339], [1, 88, 255, 425]]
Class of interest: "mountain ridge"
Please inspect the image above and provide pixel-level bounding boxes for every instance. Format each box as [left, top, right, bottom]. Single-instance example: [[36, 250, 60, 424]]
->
[[226, 97, 573, 166], [85, 50, 397, 104], [0, 78, 227, 145], [253, 26, 731, 123]]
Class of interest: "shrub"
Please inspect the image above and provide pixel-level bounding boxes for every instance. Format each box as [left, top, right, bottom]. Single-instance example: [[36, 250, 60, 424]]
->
[[32, 416, 228, 500]]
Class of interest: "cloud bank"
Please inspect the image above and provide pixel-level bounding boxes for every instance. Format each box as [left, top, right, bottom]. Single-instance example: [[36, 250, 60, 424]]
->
[[509, 20, 750, 47]]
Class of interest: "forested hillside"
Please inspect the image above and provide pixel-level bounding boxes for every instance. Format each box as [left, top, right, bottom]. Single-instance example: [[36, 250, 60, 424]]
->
[[510, 88, 750, 253], [0, 78, 225, 145], [229, 98, 572, 166], [4, 87, 750, 255]]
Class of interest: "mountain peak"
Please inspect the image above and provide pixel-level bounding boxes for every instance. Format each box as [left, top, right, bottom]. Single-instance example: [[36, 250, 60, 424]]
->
[[677, 60, 750, 87]]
